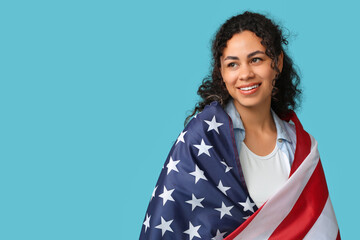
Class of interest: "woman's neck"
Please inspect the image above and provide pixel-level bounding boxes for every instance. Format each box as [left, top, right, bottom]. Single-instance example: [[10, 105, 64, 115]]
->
[[233, 99, 277, 156], [233, 100, 275, 133]]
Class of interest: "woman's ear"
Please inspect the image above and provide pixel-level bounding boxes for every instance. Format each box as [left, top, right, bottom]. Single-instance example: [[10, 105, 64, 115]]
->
[[278, 51, 284, 73]]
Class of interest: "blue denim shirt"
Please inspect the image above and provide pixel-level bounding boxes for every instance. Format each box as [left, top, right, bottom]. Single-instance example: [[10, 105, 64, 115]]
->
[[224, 100, 297, 166]]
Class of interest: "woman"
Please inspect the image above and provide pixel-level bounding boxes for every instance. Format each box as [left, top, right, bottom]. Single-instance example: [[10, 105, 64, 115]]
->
[[140, 11, 340, 240]]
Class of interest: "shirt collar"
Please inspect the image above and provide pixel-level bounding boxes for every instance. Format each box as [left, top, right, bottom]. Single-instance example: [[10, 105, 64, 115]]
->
[[224, 100, 244, 130], [271, 108, 292, 143], [224, 100, 292, 143]]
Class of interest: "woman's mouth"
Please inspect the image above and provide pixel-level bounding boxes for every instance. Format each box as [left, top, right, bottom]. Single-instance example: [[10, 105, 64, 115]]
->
[[239, 84, 260, 91], [238, 83, 261, 95]]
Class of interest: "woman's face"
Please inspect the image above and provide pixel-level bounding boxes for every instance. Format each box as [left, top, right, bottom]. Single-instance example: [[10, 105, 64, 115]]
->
[[220, 30, 283, 112]]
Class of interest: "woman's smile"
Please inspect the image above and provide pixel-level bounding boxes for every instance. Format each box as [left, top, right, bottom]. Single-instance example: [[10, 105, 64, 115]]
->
[[238, 82, 262, 95]]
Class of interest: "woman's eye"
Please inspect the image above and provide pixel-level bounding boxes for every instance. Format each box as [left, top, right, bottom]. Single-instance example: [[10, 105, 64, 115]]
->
[[251, 58, 262, 63], [227, 62, 238, 68]]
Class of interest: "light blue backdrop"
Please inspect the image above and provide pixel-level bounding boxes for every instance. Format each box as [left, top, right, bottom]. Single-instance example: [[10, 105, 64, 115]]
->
[[0, 0, 358, 239]]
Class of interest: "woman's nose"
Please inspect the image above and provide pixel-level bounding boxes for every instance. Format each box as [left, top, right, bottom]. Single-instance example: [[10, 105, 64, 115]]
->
[[238, 65, 254, 80]]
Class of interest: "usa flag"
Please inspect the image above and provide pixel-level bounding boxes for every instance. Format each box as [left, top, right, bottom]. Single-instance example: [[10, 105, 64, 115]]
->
[[139, 102, 340, 240]]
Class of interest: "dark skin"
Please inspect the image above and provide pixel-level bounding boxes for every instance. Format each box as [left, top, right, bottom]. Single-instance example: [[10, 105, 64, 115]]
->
[[220, 31, 283, 156]]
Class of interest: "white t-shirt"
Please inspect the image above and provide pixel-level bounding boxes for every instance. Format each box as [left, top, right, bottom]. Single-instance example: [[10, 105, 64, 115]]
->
[[239, 142, 291, 207]]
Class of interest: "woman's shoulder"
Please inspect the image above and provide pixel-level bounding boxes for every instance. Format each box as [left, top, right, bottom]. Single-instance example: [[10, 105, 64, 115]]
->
[[185, 101, 229, 129], [272, 110, 297, 146]]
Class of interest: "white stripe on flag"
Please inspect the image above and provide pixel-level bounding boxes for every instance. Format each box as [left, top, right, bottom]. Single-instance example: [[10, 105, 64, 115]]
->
[[234, 135, 320, 240], [304, 197, 339, 240]]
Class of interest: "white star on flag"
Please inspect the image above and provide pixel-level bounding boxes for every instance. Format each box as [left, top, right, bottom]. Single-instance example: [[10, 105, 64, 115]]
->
[[151, 186, 158, 201], [176, 131, 187, 145], [155, 216, 174, 236], [239, 197, 256, 213], [193, 138, 213, 157], [221, 160, 233, 173], [166, 157, 180, 175], [243, 215, 250, 220], [159, 186, 175, 206], [189, 165, 207, 184], [212, 229, 227, 240], [215, 201, 233, 219], [186, 194, 205, 211], [217, 180, 231, 196], [143, 214, 151, 232], [204, 116, 224, 134], [183, 221, 201, 240]]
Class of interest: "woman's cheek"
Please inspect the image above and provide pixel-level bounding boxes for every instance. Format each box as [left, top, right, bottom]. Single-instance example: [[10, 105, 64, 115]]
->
[[228, 72, 239, 84]]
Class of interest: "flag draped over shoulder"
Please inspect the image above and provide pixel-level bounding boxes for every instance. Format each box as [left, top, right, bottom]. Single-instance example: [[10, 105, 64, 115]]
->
[[139, 101, 340, 240]]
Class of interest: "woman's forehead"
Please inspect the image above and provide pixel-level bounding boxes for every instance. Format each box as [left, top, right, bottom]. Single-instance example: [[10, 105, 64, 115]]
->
[[222, 31, 266, 57]]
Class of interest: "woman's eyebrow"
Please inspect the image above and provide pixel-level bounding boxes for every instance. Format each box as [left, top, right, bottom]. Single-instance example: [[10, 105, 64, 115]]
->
[[247, 50, 265, 58], [223, 50, 265, 61], [223, 56, 239, 61]]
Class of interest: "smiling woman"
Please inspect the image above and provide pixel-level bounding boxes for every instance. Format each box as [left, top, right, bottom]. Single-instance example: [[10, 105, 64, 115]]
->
[[140, 11, 340, 240]]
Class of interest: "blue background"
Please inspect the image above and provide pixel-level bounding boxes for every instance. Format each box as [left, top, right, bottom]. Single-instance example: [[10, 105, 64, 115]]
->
[[0, 0, 358, 239]]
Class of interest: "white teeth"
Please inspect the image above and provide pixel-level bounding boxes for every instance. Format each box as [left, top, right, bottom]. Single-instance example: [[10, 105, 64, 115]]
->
[[240, 84, 260, 91]]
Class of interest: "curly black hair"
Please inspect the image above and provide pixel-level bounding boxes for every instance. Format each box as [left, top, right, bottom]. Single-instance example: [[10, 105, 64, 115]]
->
[[185, 11, 301, 124]]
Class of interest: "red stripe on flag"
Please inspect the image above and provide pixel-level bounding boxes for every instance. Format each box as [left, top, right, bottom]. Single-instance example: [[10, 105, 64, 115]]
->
[[336, 230, 341, 240], [268, 161, 329, 240], [289, 112, 311, 176]]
